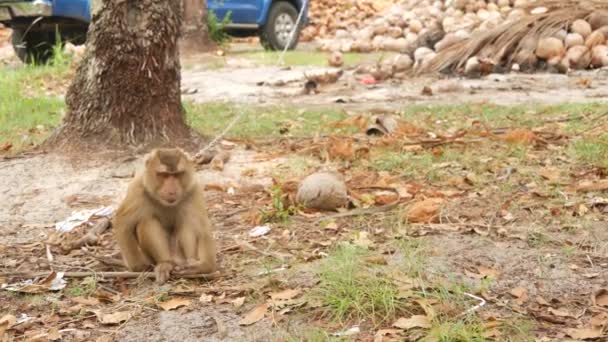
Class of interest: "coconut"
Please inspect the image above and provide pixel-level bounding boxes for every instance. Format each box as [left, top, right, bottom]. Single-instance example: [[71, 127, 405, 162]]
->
[[464, 56, 480, 76], [328, 52, 344, 67], [535, 37, 565, 60], [585, 30, 606, 48], [393, 54, 414, 72], [409, 19, 424, 33], [571, 19, 592, 38], [435, 33, 464, 52], [565, 45, 591, 69], [565, 33, 584, 48], [589, 11, 608, 30], [387, 27, 404, 39], [296, 172, 348, 211], [553, 29, 567, 41], [414, 47, 434, 64], [513, 50, 538, 71], [591, 45, 608, 67], [497, 0, 510, 7]]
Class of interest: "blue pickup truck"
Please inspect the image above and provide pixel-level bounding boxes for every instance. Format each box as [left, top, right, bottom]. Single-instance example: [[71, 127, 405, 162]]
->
[[0, 0, 308, 63]]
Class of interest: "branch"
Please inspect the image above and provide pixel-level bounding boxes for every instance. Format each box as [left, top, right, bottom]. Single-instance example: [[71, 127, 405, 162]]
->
[[1, 271, 220, 280], [66, 218, 111, 251]]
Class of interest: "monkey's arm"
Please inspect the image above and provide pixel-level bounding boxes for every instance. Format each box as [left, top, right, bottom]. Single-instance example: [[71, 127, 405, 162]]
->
[[175, 198, 217, 275], [112, 186, 151, 272]]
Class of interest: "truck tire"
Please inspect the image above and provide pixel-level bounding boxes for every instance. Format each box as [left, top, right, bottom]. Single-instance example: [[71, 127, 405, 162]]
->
[[259, 1, 300, 51], [11, 28, 56, 64]]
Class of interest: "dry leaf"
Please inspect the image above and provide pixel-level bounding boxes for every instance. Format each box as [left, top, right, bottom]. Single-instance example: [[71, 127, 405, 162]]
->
[[0, 315, 16, 338], [328, 137, 355, 160], [510, 287, 529, 305], [393, 315, 431, 330], [373, 329, 401, 342], [576, 180, 608, 192], [231, 297, 246, 308], [270, 289, 302, 301], [406, 198, 444, 223], [591, 313, 608, 328], [549, 307, 573, 318], [593, 289, 608, 307], [565, 327, 603, 340], [239, 303, 269, 326], [158, 297, 192, 311], [477, 266, 500, 279], [72, 297, 100, 306], [502, 128, 537, 145], [47, 327, 61, 341], [353, 231, 374, 249], [199, 293, 214, 303], [540, 169, 561, 183], [96, 311, 132, 325]]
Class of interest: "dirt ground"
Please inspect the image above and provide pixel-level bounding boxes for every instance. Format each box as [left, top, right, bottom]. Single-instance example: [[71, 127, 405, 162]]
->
[[2, 39, 608, 341]]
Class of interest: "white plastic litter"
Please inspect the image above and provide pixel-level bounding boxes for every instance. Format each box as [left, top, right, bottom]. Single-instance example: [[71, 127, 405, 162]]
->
[[55, 206, 113, 232], [248, 225, 271, 237]]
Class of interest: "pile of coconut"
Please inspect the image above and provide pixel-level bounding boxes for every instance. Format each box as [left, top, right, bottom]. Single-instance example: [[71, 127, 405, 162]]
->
[[300, 0, 401, 42], [422, 1, 608, 76], [318, 0, 526, 54]]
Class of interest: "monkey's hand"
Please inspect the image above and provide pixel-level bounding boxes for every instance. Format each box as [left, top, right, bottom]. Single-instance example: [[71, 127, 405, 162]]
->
[[154, 261, 174, 284], [174, 259, 216, 275]]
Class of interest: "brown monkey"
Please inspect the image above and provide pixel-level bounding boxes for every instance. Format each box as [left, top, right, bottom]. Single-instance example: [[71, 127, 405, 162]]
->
[[112, 148, 217, 283]]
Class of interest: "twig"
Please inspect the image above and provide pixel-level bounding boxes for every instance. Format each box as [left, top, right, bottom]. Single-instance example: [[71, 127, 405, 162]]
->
[[1, 271, 220, 280], [67, 218, 111, 251], [235, 239, 292, 261]]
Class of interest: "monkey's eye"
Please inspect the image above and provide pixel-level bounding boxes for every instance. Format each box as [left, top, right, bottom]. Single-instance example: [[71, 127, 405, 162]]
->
[[157, 172, 170, 179]]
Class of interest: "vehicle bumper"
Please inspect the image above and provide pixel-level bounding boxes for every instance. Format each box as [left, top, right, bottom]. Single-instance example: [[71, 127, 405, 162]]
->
[[0, 0, 52, 22]]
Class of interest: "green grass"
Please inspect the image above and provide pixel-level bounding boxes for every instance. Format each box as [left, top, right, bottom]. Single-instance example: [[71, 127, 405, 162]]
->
[[185, 102, 347, 139], [312, 244, 405, 326], [0, 64, 67, 149], [236, 50, 385, 67], [569, 134, 608, 168]]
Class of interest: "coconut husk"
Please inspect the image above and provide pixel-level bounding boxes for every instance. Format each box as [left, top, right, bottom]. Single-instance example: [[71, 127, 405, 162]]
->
[[420, 1, 608, 75]]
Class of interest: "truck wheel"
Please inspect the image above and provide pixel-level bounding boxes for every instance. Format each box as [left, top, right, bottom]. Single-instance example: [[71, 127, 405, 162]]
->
[[11, 28, 56, 64], [259, 1, 300, 51]]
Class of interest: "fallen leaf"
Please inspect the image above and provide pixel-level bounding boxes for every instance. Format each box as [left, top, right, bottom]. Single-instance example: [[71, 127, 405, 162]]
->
[[353, 231, 374, 249], [199, 293, 214, 303], [374, 329, 401, 342], [576, 180, 608, 192], [540, 169, 561, 183], [406, 198, 444, 223], [47, 327, 61, 341], [96, 311, 132, 325], [72, 297, 100, 306], [502, 128, 537, 145], [239, 303, 269, 326], [477, 266, 500, 279], [270, 289, 302, 301], [328, 137, 355, 160], [0, 315, 16, 337], [590, 313, 608, 328], [565, 327, 603, 340], [393, 315, 431, 330], [549, 307, 574, 318], [593, 289, 608, 307], [158, 297, 192, 311], [231, 297, 246, 308], [364, 255, 388, 265], [510, 287, 529, 305]]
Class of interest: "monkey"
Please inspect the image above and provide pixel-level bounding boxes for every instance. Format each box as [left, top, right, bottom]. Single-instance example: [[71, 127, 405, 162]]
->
[[112, 148, 217, 283]]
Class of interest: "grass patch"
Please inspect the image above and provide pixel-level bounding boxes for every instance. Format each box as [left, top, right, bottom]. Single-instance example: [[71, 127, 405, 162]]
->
[[569, 134, 608, 168], [185, 102, 347, 139], [369, 150, 437, 180], [312, 244, 405, 326], [236, 50, 384, 67]]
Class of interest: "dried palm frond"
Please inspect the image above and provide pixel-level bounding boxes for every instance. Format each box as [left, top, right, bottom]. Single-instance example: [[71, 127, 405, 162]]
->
[[420, 0, 608, 75]]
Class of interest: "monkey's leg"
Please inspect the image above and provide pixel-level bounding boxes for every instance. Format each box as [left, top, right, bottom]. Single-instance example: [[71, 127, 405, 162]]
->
[[136, 219, 174, 283], [175, 219, 217, 275], [114, 223, 152, 272]]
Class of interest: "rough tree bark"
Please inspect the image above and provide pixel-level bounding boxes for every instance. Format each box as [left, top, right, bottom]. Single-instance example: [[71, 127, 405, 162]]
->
[[180, 0, 215, 53], [46, 0, 195, 149]]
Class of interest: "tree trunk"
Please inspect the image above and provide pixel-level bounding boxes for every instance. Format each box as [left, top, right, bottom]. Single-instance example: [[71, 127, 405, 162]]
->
[[46, 0, 195, 149], [180, 0, 215, 53]]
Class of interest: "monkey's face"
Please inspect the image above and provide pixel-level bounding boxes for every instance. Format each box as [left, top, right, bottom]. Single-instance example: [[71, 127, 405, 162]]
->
[[143, 149, 195, 207]]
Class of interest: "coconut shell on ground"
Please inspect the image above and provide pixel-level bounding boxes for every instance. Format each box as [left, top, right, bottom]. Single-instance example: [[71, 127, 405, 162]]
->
[[296, 172, 348, 211]]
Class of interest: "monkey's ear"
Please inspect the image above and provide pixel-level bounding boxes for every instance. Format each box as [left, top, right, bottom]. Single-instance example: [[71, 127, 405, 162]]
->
[[144, 149, 158, 166]]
